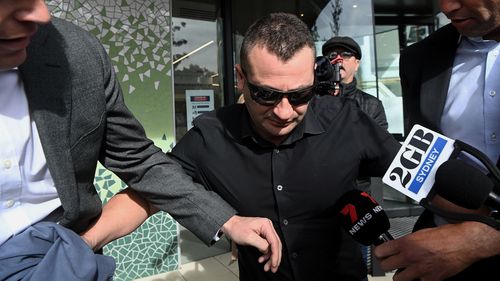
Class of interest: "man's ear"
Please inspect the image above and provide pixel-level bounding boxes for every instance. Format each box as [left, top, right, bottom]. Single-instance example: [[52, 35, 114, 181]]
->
[[354, 59, 360, 72], [235, 64, 245, 91]]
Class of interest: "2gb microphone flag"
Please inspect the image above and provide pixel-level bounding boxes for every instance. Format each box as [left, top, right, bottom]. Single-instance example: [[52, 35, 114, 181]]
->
[[382, 125, 455, 202]]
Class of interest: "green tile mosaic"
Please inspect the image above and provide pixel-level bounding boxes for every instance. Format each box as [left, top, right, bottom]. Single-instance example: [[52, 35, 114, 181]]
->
[[47, 0, 175, 142], [46, 1, 178, 280], [94, 168, 180, 281]]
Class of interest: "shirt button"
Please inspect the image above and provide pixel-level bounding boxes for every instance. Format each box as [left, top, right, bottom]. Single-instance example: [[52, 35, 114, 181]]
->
[[492, 133, 497, 141], [291, 252, 298, 259], [274, 149, 279, 154], [283, 219, 288, 226], [493, 50, 499, 56], [277, 185, 283, 191], [3, 160, 12, 169], [4, 200, 15, 208], [489, 90, 496, 97]]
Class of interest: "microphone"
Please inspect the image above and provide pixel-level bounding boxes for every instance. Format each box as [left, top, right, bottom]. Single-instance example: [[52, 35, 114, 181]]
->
[[334, 190, 393, 246], [382, 124, 456, 202], [435, 159, 500, 211], [382, 124, 500, 229], [383, 124, 500, 203]]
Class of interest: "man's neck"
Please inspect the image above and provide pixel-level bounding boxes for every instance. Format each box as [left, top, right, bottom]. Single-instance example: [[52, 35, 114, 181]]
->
[[342, 76, 354, 84], [250, 122, 289, 146]]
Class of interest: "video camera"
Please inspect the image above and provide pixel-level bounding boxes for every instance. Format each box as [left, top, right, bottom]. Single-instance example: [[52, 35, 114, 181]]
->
[[315, 56, 342, 96]]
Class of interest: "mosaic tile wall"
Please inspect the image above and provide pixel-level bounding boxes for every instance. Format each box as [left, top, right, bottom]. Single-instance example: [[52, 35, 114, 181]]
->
[[46, 1, 178, 280]]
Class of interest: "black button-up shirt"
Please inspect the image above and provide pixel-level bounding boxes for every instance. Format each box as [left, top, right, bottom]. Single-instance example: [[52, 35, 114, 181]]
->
[[169, 95, 400, 281]]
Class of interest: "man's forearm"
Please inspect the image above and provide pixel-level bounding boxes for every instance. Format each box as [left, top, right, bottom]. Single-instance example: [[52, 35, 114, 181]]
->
[[471, 221, 500, 260], [80, 188, 156, 250]]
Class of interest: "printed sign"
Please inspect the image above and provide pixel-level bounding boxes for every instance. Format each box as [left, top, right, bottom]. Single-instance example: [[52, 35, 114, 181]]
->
[[185, 89, 214, 130], [382, 125, 455, 202]]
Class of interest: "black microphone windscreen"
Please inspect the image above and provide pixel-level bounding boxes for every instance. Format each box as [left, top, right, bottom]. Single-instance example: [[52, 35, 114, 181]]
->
[[435, 159, 494, 209], [334, 190, 390, 246]]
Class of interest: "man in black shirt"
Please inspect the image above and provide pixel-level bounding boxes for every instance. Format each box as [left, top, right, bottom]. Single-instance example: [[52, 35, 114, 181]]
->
[[169, 13, 399, 281]]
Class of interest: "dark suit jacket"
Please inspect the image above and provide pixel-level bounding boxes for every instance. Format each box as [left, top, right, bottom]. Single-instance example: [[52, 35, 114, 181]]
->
[[18, 18, 235, 244], [400, 24, 460, 134], [400, 24, 499, 281]]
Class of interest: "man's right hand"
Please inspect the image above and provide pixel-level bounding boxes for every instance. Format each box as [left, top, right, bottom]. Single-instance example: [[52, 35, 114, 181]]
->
[[221, 215, 282, 273], [373, 221, 500, 281]]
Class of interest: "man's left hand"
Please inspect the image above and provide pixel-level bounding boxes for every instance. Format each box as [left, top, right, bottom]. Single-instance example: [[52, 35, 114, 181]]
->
[[221, 215, 282, 273]]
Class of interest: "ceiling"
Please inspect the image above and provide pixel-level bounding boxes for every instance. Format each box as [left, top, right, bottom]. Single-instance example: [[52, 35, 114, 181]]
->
[[172, 0, 441, 34], [373, 0, 439, 16]]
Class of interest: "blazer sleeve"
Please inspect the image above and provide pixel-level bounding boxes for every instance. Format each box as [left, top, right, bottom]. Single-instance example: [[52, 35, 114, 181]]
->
[[93, 33, 235, 245]]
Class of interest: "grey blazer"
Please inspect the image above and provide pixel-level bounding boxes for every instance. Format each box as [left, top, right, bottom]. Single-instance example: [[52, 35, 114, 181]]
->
[[18, 18, 235, 244]]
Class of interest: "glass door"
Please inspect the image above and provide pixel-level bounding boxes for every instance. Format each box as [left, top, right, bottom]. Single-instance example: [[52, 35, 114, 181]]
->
[[375, 22, 433, 204], [172, 0, 225, 141]]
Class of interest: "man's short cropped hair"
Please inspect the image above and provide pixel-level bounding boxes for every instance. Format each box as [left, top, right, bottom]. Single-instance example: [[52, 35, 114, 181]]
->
[[240, 12, 315, 75]]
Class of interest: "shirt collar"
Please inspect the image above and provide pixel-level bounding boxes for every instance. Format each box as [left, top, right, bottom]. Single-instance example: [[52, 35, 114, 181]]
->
[[459, 34, 499, 46], [458, 35, 499, 53], [340, 77, 357, 97], [240, 108, 254, 139], [0, 67, 18, 73], [467, 36, 498, 43]]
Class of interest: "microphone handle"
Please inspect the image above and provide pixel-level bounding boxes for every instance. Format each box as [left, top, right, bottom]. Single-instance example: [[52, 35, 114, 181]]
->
[[372, 231, 420, 280], [486, 192, 500, 210], [373, 231, 394, 246]]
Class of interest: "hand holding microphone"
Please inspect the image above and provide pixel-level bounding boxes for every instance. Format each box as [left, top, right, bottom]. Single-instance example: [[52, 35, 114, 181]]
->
[[376, 124, 500, 280], [373, 219, 494, 281], [382, 124, 500, 229], [334, 190, 422, 279]]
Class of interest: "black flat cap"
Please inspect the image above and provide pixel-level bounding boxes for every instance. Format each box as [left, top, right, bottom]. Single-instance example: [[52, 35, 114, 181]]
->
[[322, 36, 362, 59]]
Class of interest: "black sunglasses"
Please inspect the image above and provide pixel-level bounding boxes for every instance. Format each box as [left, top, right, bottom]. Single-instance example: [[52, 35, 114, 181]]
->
[[327, 51, 355, 60], [244, 73, 316, 106]]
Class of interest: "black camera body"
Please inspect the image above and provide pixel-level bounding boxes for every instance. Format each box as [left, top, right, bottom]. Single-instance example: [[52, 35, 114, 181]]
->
[[315, 56, 341, 96]]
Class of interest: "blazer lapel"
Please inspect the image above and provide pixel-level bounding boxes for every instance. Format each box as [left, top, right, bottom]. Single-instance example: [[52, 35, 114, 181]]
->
[[419, 25, 461, 132], [19, 23, 78, 217], [420, 61, 453, 131]]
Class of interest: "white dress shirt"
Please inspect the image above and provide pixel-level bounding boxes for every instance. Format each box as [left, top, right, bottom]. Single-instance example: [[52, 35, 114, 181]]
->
[[0, 69, 61, 246], [441, 36, 500, 166]]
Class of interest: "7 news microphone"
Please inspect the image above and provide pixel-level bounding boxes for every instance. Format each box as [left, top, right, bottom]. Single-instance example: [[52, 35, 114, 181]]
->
[[334, 190, 418, 279], [334, 190, 393, 246]]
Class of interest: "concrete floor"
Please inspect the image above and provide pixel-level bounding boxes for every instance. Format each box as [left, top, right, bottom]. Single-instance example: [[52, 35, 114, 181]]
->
[[136, 251, 396, 281]]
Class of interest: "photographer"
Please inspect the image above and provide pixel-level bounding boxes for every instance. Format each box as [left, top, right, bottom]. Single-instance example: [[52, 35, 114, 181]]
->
[[319, 36, 388, 130], [316, 36, 389, 196]]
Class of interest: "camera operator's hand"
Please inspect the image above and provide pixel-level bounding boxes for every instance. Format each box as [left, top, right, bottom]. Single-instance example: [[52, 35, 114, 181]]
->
[[330, 56, 343, 65]]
